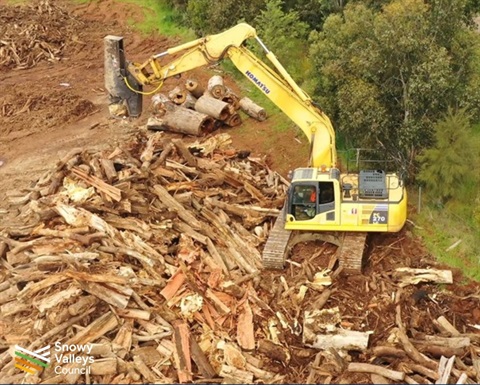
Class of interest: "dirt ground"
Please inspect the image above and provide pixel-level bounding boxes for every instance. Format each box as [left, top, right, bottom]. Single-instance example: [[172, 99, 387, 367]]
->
[[0, 1, 479, 383], [0, 0, 306, 208]]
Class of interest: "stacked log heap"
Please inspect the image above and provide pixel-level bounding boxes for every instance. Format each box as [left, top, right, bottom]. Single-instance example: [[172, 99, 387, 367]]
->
[[0, 130, 479, 384], [147, 75, 267, 136]]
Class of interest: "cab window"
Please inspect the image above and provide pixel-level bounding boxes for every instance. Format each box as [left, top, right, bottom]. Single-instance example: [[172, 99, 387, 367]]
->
[[290, 184, 317, 220]]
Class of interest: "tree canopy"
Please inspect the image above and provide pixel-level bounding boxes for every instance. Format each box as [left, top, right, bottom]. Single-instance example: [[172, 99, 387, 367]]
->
[[308, 0, 480, 173]]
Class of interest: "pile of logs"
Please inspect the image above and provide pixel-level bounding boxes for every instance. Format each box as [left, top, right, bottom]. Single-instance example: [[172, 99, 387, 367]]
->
[[0, 129, 479, 384], [147, 75, 267, 136], [0, 0, 83, 70]]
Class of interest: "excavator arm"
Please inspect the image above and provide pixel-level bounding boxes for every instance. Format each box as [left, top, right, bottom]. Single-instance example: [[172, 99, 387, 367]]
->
[[125, 23, 337, 169]]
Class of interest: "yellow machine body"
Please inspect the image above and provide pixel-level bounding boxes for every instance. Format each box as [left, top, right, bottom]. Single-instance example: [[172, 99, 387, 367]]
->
[[285, 168, 407, 232]]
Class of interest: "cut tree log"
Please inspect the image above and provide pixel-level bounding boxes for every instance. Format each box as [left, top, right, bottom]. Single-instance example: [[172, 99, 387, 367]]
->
[[225, 113, 242, 127], [185, 78, 205, 98], [207, 75, 226, 99], [239, 96, 267, 121], [195, 95, 231, 120], [147, 107, 215, 136], [168, 86, 187, 105], [181, 91, 197, 110]]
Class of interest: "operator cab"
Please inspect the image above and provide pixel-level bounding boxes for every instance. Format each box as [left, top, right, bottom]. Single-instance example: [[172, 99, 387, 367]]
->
[[287, 167, 338, 223]]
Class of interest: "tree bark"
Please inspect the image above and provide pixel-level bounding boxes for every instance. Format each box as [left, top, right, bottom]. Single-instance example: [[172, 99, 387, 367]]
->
[[147, 107, 214, 136], [207, 75, 226, 99], [185, 78, 205, 98], [239, 96, 267, 121], [195, 95, 231, 120]]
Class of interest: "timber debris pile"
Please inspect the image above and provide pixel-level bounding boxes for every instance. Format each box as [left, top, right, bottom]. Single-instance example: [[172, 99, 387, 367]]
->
[[0, 0, 83, 70], [143, 75, 266, 136], [0, 129, 479, 384]]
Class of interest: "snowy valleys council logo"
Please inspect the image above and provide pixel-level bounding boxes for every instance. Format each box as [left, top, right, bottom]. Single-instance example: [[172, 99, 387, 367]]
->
[[14, 345, 50, 374], [15, 343, 95, 376]]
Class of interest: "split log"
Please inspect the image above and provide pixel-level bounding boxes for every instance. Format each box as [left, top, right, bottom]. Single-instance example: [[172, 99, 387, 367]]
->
[[133, 355, 157, 382], [168, 86, 187, 104], [90, 357, 118, 376], [207, 75, 226, 99], [147, 108, 215, 136], [153, 184, 203, 230], [436, 355, 455, 384], [257, 339, 290, 364], [66, 312, 119, 345], [72, 166, 122, 202], [185, 78, 205, 98], [434, 316, 461, 336], [393, 267, 453, 287], [239, 96, 267, 121], [190, 336, 217, 378], [173, 321, 192, 383], [348, 363, 405, 382], [195, 95, 231, 120], [237, 300, 255, 350], [219, 364, 254, 383]]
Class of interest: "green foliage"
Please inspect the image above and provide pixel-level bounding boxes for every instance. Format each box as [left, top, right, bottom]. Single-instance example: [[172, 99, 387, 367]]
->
[[417, 109, 479, 202], [115, 0, 193, 37], [308, 0, 480, 175], [185, 0, 266, 35], [252, 0, 310, 82], [283, 0, 348, 30]]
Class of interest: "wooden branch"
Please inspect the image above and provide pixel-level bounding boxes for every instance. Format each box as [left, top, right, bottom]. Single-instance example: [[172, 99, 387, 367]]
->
[[348, 363, 405, 382]]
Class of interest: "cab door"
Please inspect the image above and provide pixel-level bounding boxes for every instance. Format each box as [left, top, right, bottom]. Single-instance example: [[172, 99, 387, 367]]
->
[[318, 181, 336, 223]]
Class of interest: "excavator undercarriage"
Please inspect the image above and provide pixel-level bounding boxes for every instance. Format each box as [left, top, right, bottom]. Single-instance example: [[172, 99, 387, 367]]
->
[[262, 206, 367, 272]]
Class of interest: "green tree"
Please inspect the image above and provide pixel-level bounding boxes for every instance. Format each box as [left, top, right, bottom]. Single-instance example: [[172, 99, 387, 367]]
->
[[308, 0, 480, 175], [417, 109, 479, 202], [283, 0, 348, 30], [252, 0, 309, 82], [186, 0, 266, 35]]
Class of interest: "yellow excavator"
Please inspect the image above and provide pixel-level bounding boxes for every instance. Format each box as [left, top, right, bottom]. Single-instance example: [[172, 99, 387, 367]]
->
[[105, 23, 407, 272]]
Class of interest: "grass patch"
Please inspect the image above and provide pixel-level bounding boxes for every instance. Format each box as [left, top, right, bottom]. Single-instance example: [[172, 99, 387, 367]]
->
[[120, 0, 194, 39], [73, 0, 194, 39], [410, 188, 480, 282]]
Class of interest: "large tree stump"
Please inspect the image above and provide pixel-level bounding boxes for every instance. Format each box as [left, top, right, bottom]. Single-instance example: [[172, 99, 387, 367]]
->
[[207, 75, 226, 99], [195, 95, 231, 120], [147, 107, 214, 136], [239, 96, 267, 121]]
